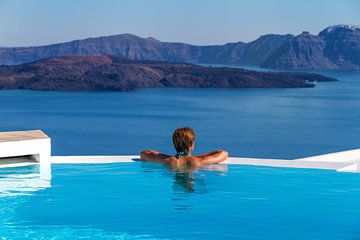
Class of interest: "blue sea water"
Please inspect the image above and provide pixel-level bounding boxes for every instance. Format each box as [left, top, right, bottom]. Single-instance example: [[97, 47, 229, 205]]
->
[[1, 163, 360, 240], [0, 69, 359, 159]]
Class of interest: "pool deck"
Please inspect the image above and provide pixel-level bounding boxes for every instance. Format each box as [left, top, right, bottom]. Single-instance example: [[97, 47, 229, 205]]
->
[[51, 148, 360, 173]]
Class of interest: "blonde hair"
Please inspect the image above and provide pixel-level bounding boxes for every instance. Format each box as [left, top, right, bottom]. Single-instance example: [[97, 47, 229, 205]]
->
[[172, 127, 195, 153]]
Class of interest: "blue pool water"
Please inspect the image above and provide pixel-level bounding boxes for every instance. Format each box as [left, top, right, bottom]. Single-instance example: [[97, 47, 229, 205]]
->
[[1, 163, 360, 239], [0, 70, 359, 159]]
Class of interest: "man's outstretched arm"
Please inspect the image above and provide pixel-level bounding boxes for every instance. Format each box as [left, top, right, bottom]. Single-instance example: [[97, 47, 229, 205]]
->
[[195, 150, 228, 166], [140, 149, 172, 164]]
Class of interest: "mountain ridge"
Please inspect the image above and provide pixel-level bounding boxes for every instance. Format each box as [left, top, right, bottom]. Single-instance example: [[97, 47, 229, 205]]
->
[[1, 24, 359, 70], [262, 25, 360, 70]]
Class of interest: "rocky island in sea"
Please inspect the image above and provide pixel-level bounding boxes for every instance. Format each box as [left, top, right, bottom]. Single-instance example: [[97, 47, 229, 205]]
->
[[0, 55, 337, 91]]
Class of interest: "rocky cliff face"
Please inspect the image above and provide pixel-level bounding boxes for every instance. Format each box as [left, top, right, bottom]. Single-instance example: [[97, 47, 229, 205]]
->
[[238, 34, 294, 65], [1, 25, 359, 70], [0, 56, 337, 91], [0, 33, 286, 66], [261, 32, 336, 69], [0, 34, 246, 65], [319, 25, 360, 69], [262, 25, 360, 70]]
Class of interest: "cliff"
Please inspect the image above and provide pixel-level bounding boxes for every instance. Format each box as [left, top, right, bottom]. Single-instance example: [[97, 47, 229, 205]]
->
[[262, 25, 360, 70], [2, 25, 358, 70]]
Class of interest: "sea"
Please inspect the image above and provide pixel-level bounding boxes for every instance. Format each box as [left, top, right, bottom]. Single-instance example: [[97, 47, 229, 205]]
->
[[0, 66, 359, 160]]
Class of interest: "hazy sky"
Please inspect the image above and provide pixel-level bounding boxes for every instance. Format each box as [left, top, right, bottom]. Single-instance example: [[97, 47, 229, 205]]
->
[[0, 0, 359, 47]]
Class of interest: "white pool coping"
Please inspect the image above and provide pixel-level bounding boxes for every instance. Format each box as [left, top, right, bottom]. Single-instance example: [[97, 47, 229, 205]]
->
[[51, 148, 360, 173]]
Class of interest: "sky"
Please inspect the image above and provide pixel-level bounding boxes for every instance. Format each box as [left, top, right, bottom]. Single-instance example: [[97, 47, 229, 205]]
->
[[0, 0, 359, 47]]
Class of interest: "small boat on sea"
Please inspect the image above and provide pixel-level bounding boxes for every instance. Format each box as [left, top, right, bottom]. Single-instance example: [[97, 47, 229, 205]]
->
[[305, 80, 318, 86]]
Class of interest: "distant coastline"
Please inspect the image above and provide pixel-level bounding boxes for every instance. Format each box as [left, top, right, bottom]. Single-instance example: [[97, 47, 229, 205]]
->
[[0, 55, 337, 92], [0, 24, 359, 71]]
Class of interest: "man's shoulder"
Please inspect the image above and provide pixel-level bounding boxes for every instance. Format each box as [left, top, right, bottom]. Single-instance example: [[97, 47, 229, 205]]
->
[[166, 156, 178, 164], [188, 156, 203, 167]]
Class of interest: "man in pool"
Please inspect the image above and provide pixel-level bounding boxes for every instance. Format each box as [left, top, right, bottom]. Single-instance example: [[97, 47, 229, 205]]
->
[[140, 127, 228, 168]]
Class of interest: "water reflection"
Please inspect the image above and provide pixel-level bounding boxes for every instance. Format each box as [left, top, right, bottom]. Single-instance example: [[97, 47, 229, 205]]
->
[[0, 164, 51, 197], [172, 171, 196, 193], [139, 162, 228, 210]]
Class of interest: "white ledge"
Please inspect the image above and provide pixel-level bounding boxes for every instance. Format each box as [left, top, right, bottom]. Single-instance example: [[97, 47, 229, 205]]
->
[[51, 149, 360, 173], [295, 148, 360, 162]]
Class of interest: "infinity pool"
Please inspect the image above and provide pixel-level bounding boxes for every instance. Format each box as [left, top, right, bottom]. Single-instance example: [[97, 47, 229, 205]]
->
[[1, 163, 360, 239]]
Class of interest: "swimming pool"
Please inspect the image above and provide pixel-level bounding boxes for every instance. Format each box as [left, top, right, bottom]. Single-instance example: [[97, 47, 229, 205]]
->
[[1, 162, 360, 239]]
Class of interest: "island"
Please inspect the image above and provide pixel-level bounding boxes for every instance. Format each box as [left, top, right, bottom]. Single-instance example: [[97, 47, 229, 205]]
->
[[0, 55, 337, 91]]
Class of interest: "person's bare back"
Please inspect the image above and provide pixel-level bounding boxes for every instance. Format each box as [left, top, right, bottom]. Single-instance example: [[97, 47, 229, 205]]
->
[[140, 127, 228, 169]]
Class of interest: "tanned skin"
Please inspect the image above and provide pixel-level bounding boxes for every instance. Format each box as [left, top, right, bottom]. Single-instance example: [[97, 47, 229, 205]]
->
[[140, 143, 228, 169]]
